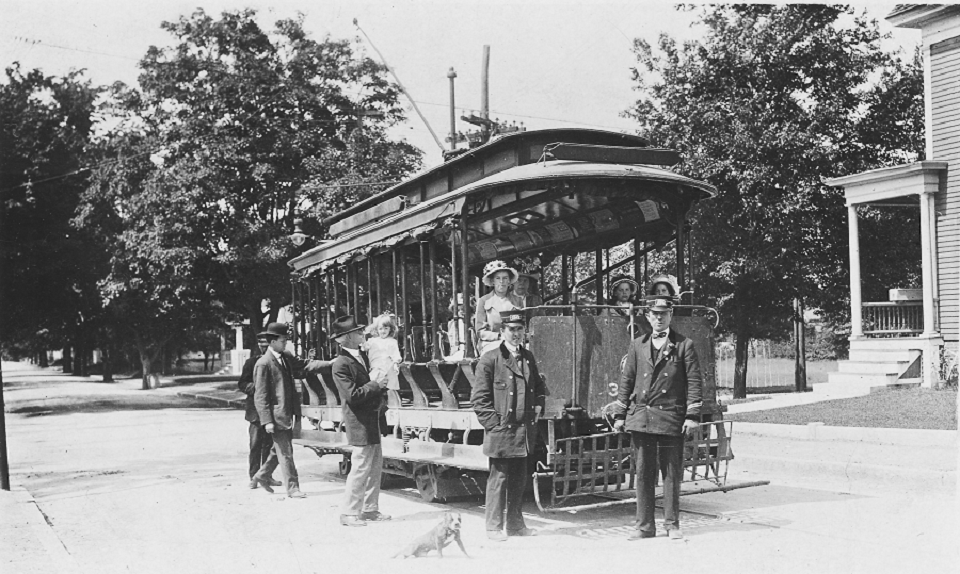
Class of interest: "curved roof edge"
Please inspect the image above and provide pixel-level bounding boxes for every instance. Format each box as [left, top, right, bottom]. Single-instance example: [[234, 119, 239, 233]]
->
[[322, 128, 650, 228]]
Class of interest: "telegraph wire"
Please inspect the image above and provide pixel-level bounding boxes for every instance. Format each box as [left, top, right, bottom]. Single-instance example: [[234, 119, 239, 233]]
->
[[9, 35, 139, 61]]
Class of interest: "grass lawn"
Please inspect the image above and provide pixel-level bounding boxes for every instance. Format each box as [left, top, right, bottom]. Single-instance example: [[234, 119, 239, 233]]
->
[[728, 388, 958, 430]]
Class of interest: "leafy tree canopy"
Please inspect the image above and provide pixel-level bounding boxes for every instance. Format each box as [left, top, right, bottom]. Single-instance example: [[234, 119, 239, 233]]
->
[[76, 9, 422, 384], [627, 5, 924, 395]]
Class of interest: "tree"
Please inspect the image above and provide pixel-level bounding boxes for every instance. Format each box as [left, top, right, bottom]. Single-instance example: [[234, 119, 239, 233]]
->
[[78, 9, 422, 386], [0, 65, 104, 371], [628, 5, 924, 397]]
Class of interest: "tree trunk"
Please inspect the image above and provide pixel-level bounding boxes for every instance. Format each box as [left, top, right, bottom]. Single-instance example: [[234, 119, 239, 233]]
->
[[249, 301, 264, 353], [733, 333, 750, 400], [102, 343, 114, 382], [61, 346, 73, 373], [72, 333, 83, 376], [136, 339, 161, 390], [38, 351, 48, 368]]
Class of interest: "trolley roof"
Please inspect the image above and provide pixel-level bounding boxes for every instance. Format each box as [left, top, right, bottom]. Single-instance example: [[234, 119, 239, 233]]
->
[[290, 154, 716, 274]]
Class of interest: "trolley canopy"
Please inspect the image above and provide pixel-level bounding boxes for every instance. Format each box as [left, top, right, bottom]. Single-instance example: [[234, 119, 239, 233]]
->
[[290, 159, 715, 274]]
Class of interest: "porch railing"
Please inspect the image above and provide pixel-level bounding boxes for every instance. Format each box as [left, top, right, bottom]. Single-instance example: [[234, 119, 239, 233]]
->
[[862, 301, 923, 337]]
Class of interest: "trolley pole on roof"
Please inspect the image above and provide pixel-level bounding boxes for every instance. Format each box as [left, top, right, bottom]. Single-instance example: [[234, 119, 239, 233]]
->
[[481, 46, 490, 138]]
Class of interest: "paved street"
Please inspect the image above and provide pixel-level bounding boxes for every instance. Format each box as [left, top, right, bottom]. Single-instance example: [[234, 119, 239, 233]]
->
[[2, 361, 957, 574]]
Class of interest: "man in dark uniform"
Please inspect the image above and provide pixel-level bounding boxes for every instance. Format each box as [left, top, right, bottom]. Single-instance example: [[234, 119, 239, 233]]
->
[[613, 296, 702, 541], [472, 310, 545, 542], [239, 335, 281, 489], [331, 316, 390, 527], [250, 322, 326, 498]]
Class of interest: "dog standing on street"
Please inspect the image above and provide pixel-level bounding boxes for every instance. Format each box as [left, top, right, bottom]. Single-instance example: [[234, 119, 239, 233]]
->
[[392, 512, 469, 558]]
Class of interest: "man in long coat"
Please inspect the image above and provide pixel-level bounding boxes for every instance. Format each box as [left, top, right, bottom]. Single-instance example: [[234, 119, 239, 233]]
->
[[472, 310, 545, 541], [331, 315, 390, 527], [613, 297, 702, 540], [239, 335, 279, 488], [251, 322, 326, 498]]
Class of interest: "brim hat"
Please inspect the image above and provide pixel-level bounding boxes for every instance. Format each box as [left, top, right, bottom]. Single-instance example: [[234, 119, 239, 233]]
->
[[644, 296, 674, 312], [258, 322, 289, 339], [330, 315, 365, 339], [482, 260, 519, 286], [648, 274, 679, 297], [498, 309, 526, 327], [610, 275, 640, 295]]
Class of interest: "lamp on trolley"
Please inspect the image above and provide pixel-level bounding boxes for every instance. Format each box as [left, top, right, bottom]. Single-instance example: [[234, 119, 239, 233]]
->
[[290, 216, 311, 247]]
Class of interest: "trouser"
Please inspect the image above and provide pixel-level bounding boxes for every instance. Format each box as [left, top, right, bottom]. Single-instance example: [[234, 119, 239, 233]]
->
[[248, 421, 274, 479], [341, 444, 383, 516], [253, 428, 298, 494], [633, 431, 684, 534], [485, 457, 528, 532]]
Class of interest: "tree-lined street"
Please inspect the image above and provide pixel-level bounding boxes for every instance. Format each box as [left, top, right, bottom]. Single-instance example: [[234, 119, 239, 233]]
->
[[1, 362, 955, 573]]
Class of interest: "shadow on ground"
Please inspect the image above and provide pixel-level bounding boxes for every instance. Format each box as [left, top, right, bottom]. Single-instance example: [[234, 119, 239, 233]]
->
[[7, 396, 225, 416]]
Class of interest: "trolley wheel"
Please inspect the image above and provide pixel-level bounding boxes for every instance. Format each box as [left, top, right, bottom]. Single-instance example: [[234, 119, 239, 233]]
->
[[413, 464, 444, 503]]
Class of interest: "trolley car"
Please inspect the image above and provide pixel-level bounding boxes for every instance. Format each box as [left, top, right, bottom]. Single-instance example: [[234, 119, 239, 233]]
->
[[288, 128, 736, 509]]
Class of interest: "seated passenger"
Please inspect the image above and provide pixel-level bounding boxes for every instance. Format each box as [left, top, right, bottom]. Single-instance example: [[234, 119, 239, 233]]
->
[[475, 260, 522, 355], [602, 275, 640, 317], [445, 293, 467, 361], [512, 271, 543, 308], [648, 274, 679, 300]]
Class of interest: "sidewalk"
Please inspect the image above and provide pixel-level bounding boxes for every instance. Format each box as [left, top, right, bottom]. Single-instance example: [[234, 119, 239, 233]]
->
[[724, 380, 876, 414], [0, 488, 80, 574]]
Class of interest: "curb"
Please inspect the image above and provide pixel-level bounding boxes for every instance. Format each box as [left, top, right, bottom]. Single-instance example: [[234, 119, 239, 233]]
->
[[735, 453, 957, 494], [175, 391, 245, 409], [4, 487, 81, 573], [733, 421, 957, 447]]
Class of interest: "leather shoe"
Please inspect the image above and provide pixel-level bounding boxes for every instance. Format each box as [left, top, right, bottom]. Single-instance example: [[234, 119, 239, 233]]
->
[[248, 479, 258, 489], [507, 527, 537, 537], [668, 529, 684, 541], [486, 530, 507, 542], [360, 511, 391, 522], [265, 478, 282, 487], [287, 490, 307, 499], [252, 477, 274, 494], [340, 515, 367, 527], [628, 529, 656, 541]]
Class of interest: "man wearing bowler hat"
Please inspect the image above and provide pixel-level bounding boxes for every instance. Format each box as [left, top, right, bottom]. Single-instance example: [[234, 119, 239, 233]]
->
[[612, 296, 702, 541], [472, 309, 545, 541], [330, 315, 391, 527], [251, 322, 326, 498]]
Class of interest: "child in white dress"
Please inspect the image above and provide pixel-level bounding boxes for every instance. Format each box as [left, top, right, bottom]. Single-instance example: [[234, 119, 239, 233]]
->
[[364, 314, 402, 390]]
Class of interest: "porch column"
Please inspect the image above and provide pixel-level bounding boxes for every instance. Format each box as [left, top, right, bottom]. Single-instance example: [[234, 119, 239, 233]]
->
[[848, 204, 863, 338], [919, 191, 936, 336]]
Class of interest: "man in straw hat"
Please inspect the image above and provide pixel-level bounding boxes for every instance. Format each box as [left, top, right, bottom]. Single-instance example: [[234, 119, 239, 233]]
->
[[475, 260, 522, 355], [330, 315, 391, 527], [250, 322, 327, 498], [472, 310, 545, 541], [611, 296, 702, 541]]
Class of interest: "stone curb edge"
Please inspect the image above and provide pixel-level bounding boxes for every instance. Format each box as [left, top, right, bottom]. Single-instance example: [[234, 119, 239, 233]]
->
[[734, 421, 957, 447], [175, 391, 245, 409]]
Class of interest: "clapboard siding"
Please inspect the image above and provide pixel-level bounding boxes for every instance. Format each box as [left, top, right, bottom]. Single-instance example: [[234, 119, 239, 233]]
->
[[931, 35, 960, 343]]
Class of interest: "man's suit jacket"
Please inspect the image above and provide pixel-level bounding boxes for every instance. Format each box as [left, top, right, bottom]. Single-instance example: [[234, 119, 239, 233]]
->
[[472, 342, 546, 458], [238, 354, 261, 423], [332, 347, 383, 446], [614, 330, 703, 436], [254, 350, 325, 431]]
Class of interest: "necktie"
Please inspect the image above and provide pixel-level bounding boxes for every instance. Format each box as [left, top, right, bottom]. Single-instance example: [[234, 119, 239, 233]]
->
[[653, 331, 667, 339]]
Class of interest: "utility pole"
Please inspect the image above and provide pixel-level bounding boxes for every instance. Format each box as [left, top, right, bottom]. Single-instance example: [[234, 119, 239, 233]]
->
[[0, 360, 9, 490], [794, 297, 807, 392], [447, 67, 457, 151]]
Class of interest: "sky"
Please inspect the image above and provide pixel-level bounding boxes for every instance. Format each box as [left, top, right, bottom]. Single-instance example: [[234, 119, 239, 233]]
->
[[1, 1, 921, 169]]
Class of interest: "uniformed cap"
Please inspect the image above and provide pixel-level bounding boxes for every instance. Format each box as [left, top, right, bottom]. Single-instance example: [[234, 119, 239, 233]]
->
[[645, 296, 674, 312], [499, 309, 526, 327]]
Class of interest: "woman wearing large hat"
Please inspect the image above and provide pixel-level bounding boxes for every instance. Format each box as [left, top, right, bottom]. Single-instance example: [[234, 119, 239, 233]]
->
[[475, 260, 522, 355], [602, 275, 640, 317], [647, 274, 679, 299]]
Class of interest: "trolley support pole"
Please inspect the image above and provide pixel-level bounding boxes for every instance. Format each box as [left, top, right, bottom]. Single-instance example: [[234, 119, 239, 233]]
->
[[429, 240, 440, 360], [460, 218, 474, 359]]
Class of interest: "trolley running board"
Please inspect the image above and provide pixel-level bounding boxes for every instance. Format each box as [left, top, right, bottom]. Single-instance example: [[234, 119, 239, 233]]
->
[[534, 479, 771, 513]]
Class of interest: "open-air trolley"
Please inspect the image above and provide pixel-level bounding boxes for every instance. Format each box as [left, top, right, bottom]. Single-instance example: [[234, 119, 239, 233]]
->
[[288, 128, 740, 510]]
